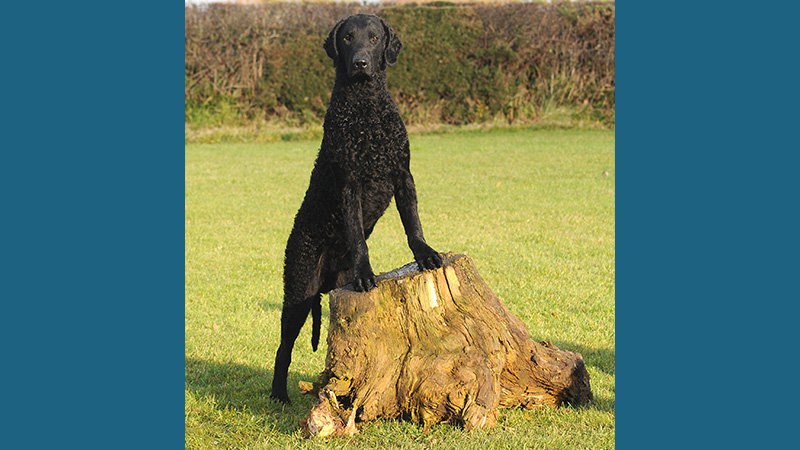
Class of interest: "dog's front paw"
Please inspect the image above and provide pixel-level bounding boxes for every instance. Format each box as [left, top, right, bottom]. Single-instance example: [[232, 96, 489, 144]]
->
[[352, 266, 377, 292], [413, 244, 443, 271]]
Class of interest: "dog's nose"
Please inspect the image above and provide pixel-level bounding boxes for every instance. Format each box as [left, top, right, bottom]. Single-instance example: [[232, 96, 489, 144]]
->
[[353, 58, 369, 70]]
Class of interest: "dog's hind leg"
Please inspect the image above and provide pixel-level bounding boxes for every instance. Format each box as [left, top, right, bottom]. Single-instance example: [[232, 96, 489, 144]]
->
[[270, 296, 315, 404], [271, 227, 325, 403]]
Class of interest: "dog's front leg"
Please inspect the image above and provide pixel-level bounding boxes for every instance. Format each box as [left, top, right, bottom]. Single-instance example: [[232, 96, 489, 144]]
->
[[394, 169, 443, 271], [342, 181, 377, 291]]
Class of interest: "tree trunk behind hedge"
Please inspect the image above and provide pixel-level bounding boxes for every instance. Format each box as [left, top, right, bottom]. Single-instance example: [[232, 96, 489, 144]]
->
[[307, 252, 593, 432]]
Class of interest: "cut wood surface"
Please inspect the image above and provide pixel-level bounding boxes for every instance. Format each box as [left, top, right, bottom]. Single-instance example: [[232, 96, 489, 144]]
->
[[303, 252, 592, 434]]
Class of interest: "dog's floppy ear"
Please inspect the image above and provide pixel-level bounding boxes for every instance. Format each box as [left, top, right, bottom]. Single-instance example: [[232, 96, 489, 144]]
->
[[380, 17, 402, 68], [323, 19, 346, 68]]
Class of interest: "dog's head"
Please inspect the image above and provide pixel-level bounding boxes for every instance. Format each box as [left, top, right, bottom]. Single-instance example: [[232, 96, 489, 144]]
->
[[324, 14, 402, 80]]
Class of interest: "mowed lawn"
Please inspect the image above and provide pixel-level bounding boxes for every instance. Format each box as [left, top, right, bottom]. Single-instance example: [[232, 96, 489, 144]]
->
[[185, 128, 615, 449]]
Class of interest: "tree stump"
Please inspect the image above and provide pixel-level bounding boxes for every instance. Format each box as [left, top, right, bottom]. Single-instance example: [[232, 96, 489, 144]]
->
[[302, 252, 592, 434]]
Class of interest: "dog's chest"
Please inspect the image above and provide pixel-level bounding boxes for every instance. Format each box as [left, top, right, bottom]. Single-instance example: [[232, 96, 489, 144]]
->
[[325, 103, 405, 177], [351, 127, 399, 171]]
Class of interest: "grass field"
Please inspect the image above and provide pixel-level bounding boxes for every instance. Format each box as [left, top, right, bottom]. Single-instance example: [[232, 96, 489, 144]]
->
[[185, 128, 615, 449]]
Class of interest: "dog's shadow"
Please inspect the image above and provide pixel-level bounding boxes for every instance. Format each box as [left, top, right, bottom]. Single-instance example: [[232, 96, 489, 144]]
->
[[185, 358, 319, 435]]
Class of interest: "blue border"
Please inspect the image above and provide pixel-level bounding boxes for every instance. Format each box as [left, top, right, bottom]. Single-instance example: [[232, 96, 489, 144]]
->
[[4, 3, 182, 448], [619, 3, 797, 449]]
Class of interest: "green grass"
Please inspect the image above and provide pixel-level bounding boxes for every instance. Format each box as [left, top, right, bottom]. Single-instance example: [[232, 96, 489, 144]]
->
[[185, 128, 615, 449]]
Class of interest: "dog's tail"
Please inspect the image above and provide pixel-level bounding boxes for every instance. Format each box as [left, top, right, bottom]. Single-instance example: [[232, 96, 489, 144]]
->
[[311, 295, 321, 351]]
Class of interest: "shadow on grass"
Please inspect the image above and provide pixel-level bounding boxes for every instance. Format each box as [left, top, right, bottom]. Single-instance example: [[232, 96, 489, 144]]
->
[[187, 345, 614, 432], [256, 298, 284, 313], [554, 341, 615, 376], [185, 358, 320, 435]]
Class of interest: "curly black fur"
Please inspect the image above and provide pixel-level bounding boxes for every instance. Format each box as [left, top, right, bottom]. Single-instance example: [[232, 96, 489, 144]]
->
[[270, 14, 443, 404]]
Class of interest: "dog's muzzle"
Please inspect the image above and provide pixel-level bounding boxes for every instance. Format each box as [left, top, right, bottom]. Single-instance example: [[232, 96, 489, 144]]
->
[[348, 56, 372, 78]]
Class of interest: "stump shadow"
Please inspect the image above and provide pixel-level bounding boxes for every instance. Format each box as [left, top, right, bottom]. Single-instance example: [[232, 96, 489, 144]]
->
[[185, 358, 320, 435], [552, 341, 615, 376]]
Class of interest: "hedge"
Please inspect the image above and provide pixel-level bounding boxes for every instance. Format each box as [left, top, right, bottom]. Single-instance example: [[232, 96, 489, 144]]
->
[[185, 2, 615, 128]]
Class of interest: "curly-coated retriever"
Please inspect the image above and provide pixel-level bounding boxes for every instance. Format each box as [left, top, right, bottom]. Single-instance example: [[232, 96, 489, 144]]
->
[[270, 14, 443, 403]]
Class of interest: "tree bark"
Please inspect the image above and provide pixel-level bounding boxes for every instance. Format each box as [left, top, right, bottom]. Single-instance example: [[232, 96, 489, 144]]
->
[[303, 252, 593, 433]]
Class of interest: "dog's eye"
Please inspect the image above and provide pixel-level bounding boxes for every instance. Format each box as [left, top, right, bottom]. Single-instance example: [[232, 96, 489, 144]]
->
[[343, 34, 352, 42]]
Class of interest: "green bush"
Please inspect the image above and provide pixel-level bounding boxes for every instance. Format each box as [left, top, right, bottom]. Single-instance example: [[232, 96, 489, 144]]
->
[[185, 2, 615, 129], [381, 6, 485, 124]]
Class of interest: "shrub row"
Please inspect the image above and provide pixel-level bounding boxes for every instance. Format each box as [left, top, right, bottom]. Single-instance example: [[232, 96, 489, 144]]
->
[[185, 2, 615, 128]]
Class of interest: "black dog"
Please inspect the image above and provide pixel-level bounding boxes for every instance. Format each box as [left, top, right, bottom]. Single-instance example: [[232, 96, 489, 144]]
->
[[270, 14, 443, 404]]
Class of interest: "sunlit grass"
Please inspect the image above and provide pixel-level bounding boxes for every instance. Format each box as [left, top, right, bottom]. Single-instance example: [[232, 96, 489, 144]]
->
[[185, 127, 615, 449]]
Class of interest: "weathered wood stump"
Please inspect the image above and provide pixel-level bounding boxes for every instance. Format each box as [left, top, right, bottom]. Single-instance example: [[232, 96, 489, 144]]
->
[[302, 252, 592, 434]]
